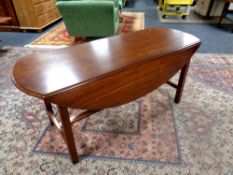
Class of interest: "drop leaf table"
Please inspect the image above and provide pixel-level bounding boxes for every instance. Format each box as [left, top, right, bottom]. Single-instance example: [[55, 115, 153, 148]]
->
[[12, 28, 201, 163]]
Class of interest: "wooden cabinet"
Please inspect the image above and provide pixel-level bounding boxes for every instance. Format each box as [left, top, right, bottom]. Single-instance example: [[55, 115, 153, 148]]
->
[[12, 0, 61, 30], [0, 0, 19, 30]]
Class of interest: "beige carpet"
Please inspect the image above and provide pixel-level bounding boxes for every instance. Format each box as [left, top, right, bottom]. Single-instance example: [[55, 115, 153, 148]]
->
[[1, 48, 233, 174]]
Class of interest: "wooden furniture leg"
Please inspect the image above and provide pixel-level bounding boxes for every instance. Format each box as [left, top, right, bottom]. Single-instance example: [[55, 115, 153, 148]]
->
[[174, 62, 190, 103], [206, 0, 215, 18], [218, 2, 230, 27], [58, 106, 79, 164], [44, 100, 99, 163], [44, 101, 54, 126]]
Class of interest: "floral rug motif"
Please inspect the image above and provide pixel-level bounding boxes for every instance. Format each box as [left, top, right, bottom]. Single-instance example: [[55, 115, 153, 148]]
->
[[82, 101, 140, 134], [0, 48, 233, 174], [34, 90, 181, 163], [190, 54, 233, 93], [25, 12, 144, 48]]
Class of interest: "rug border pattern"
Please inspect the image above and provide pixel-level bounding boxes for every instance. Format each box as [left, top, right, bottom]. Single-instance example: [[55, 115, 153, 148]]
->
[[32, 90, 183, 165]]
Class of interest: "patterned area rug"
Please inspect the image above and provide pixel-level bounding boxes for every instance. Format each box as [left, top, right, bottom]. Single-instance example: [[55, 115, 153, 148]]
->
[[157, 7, 232, 24], [34, 90, 181, 163], [25, 12, 144, 48], [0, 48, 233, 174]]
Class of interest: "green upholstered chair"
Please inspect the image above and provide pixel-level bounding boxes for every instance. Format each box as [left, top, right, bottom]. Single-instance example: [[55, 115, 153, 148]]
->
[[56, 0, 120, 37]]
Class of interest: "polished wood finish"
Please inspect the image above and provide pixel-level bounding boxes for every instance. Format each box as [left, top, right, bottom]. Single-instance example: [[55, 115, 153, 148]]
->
[[0, 0, 20, 31], [0, 0, 18, 25], [174, 61, 190, 103], [12, 28, 200, 163], [0, 17, 11, 24], [58, 106, 79, 163]]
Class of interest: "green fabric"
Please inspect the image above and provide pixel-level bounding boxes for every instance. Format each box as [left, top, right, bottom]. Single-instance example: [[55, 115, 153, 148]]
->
[[57, 0, 124, 8], [57, 0, 120, 37]]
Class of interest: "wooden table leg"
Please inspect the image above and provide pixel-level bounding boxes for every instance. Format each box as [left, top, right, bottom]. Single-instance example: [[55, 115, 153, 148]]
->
[[206, 0, 215, 18], [174, 62, 190, 103], [58, 106, 79, 164], [44, 101, 54, 126], [218, 2, 230, 27]]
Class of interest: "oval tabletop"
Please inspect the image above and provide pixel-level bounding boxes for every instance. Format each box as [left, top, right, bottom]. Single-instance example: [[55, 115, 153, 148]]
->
[[12, 28, 200, 100]]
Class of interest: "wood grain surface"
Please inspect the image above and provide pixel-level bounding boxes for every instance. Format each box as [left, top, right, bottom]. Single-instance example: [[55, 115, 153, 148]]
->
[[12, 28, 200, 109]]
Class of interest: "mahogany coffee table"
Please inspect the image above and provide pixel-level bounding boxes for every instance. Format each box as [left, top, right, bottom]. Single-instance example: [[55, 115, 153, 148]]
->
[[12, 28, 200, 164]]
